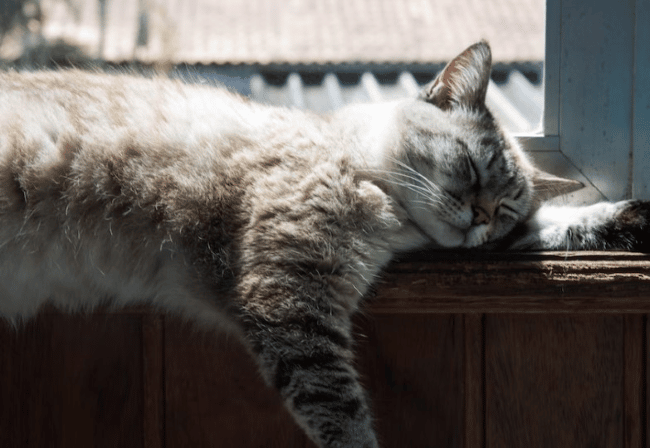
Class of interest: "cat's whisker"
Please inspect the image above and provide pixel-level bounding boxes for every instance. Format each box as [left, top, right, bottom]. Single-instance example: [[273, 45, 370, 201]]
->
[[410, 199, 446, 209], [360, 165, 445, 202], [389, 171, 446, 201], [408, 204, 436, 213], [361, 167, 446, 207], [379, 177, 444, 203], [362, 168, 439, 193], [389, 157, 445, 195]]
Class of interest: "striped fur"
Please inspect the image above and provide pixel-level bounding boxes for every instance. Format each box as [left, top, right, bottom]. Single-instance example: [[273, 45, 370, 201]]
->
[[0, 42, 648, 447]]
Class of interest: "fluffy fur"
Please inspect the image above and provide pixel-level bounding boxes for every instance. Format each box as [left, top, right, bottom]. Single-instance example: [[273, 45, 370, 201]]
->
[[0, 41, 648, 447]]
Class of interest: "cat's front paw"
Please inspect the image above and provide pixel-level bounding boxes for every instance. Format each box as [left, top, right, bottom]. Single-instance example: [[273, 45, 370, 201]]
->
[[606, 200, 650, 252], [509, 200, 650, 251], [463, 224, 490, 248]]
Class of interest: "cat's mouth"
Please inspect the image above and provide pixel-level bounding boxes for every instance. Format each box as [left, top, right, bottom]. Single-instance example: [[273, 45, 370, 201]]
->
[[419, 219, 491, 249]]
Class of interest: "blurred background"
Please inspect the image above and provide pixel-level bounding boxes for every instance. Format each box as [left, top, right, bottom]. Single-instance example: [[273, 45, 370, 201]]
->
[[0, 0, 545, 131]]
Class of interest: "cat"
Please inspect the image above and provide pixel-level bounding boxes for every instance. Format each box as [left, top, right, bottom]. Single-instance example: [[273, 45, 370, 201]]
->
[[0, 41, 648, 448]]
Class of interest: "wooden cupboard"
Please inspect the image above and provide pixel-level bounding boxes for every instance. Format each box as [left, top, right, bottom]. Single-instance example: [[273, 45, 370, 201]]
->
[[2, 252, 649, 447]]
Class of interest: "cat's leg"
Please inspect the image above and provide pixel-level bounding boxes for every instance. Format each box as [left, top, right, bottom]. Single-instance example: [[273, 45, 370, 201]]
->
[[507, 200, 650, 251], [236, 293, 377, 448]]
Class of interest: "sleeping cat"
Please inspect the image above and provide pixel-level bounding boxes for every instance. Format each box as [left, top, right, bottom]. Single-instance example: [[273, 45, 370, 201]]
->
[[0, 41, 648, 447]]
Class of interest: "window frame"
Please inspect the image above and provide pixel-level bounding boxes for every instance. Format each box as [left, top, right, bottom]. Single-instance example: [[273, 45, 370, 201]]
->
[[514, 0, 650, 202]]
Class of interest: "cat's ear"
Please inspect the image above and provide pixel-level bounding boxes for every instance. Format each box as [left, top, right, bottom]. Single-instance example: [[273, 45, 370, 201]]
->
[[531, 169, 585, 202], [419, 40, 492, 111]]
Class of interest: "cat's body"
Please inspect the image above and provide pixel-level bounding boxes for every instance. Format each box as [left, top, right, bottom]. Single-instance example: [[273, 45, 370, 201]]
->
[[0, 42, 648, 447]]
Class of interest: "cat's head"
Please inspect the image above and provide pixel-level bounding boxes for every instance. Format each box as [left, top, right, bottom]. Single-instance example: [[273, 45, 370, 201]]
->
[[384, 41, 581, 248]]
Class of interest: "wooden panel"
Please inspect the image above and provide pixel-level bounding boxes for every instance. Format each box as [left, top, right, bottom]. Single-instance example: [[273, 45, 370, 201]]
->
[[164, 315, 466, 448], [559, 0, 635, 200], [463, 314, 484, 448], [485, 315, 624, 447], [354, 314, 465, 448], [0, 314, 144, 448], [633, 0, 650, 199], [164, 319, 312, 448], [372, 252, 650, 313], [624, 316, 644, 447], [646, 315, 650, 448], [142, 314, 164, 448]]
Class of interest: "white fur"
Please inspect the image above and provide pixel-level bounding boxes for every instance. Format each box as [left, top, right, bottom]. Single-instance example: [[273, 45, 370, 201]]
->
[[513, 202, 624, 250]]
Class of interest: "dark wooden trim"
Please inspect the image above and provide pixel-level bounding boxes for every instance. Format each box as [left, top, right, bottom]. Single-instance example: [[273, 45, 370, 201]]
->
[[370, 252, 650, 314]]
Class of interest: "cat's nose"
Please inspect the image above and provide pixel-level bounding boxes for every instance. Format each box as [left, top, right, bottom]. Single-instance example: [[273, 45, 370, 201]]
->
[[472, 205, 490, 225]]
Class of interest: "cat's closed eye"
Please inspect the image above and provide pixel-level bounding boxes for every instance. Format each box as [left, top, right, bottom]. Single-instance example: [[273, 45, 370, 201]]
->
[[498, 201, 521, 219]]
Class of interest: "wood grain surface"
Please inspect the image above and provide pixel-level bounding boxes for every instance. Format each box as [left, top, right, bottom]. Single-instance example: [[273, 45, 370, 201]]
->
[[164, 320, 313, 448], [163, 314, 466, 447], [142, 314, 164, 448], [0, 314, 144, 448], [623, 315, 645, 447], [354, 314, 464, 448], [463, 314, 484, 448], [485, 315, 625, 447]]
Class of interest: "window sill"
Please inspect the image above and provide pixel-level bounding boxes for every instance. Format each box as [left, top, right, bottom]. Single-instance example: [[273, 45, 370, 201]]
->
[[372, 251, 650, 314]]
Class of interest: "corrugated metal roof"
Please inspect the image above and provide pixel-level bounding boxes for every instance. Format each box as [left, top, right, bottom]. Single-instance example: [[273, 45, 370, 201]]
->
[[172, 64, 543, 133], [1, 0, 544, 65]]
